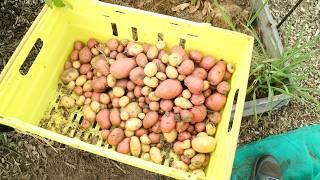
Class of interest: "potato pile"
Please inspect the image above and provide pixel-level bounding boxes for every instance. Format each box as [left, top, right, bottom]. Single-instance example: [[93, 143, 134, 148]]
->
[[60, 38, 234, 176]]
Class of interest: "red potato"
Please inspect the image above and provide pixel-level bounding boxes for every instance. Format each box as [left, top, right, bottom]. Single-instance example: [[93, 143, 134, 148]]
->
[[200, 56, 216, 70], [112, 97, 120, 108], [184, 75, 204, 95], [152, 121, 162, 133], [139, 102, 145, 108], [79, 47, 92, 64], [91, 77, 107, 93], [129, 67, 145, 86], [152, 59, 166, 72], [224, 71, 232, 81], [176, 121, 189, 133], [143, 111, 159, 129], [81, 120, 91, 129], [117, 44, 124, 53], [173, 106, 182, 113], [203, 89, 212, 98], [143, 43, 150, 53], [160, 112, 176, 133], [117, 138, 130, 154], [208, 112, 221, 124], [135, 128, 148, 137], [145, 97, 151, 104], [107, 38, 119, 51], [127, 91, 135, 99], [181, 155, 191, 165], [134, 86, 142, 97], [84, 92, 92, 98], [95, 58, 109, 76], [127, 42, 144, 56], [147, 46, 159, 60], [64, 61, 72, 69], [192, 68, 207, 80], [73, 86, 83, 95], [110, 51, 117, 59], [96, 109, 111, 129], [136, 53, 148, 67], [138, 97, 145, 103], [149, 133, 160, 144], [126, 81, 135, 91], [187, 125, 194, 133], [70, 50, 79, 61], [189, 50, 203, 63], [190, 105, 207, 123], [91, 92, 100, 101], [115, 79, 128, 89], [160, 100, 173, 112], [171, 46, 188, 60], [195, 122, 205, 132], [110, 58, 137, 79], [101, 129, 110, 140], [205, 93, 227, 111], [217, 81, 230, 95], [80, 64, 92, 74], [110, 108, 121, 126], [177, 60, 194, 76], [107, 128, 124, 146], [116, 53, 126, 60], [158, 50, 166, 59], [87, 38, 98, 49], [149, 102, 159, 111], [208, 61, 227, 85], [86, 71, 93, 80], [190, 94, 205, 106], [74, 40, 84, 51], [180, 110, 193, 122], [178, 131, 191, 141], [173, 141, 184, 155], [155, 79, 183, 99]]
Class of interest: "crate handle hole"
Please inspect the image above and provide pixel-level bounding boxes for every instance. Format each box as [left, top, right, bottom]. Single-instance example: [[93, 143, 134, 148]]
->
[[79, 116, 84, 124], [19, 38, 43, 75], [179, 38, 186, 48], [72, 114, 77, 121], [111, 23, 118, 36], [131, 27, 138, 41], [158, 33, 164, 41], [228, 89, 239, 132]]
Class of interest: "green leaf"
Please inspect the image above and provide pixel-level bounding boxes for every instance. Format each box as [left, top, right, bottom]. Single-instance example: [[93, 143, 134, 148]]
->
[[44, 0, 53, 7], [53, 0, 65, 7], [191, 0, 198, 6]]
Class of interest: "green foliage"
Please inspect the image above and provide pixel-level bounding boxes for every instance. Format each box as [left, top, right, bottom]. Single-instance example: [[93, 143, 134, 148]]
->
[[0, 132, 8, 144], [45, 0, 66, 8]]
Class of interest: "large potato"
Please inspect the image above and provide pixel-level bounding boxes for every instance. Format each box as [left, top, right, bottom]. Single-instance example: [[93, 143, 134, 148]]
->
[[205, 93, 227, 111], [191, 134, 216, 153], [150, 147, 162, 164], [121, 102, 142, 118], [130, 136, 141, 157], [155, 79, 182, 99], [61, 68, 79, 84], [107, 128, 124, 146], [110, 58, 137, 79], [125, 118, 142, 131], [208, 61, 226, 85], [129, 67, 145, 86]]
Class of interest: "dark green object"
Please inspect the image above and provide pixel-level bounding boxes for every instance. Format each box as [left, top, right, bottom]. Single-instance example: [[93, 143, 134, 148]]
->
[[232, 125, 320, 179]]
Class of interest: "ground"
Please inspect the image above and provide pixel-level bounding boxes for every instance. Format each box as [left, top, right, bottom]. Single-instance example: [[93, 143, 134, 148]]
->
[[0, 0, 319, 179]]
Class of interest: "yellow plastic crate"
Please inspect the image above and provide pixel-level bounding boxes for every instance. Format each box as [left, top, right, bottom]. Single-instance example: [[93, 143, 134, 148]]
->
[[0, 0, 253, 179]]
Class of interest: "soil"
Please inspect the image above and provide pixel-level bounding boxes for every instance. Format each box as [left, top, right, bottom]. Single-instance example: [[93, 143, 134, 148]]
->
[[0, 0, 319, 179]]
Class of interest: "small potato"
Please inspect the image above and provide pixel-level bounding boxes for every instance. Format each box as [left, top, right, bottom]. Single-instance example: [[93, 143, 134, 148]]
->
[[203, 89, 212, 98], [155, 79, 183, 99], [150, 147, 162, 164], [152, 121, 161, 133], [84, 98, 91, 105], [172, 161, 189, 172], [183, 148, 196, 158], [147, 46, 159, 60], [177, 60, 194, 76], [208, 112, 221, 124], [82, 80, 92, 92], [73, 86, 83, 95], [143, 77, 159, 88], [91, 47, 99, 55], [195, 122, 206, 132], [206, 122, 216, 136], [75, 75, 87, 86], [141, 86, 152, 96], [143, 111, 159, 129], [181, 155, 191, 165], [144, 62, 158, 77], [115, 79, 128, 89], [129, 67, 145, 86], [81, 120, 91, 129], [217, 81, 230, 95], [127, 92, 135, 99], [149, 102, 159, 111], [156, 41, 165, 50], [125, 118, 142, 131], [138, 113, 145, 119], [76, 95, 85, 106], [110, 108, 121, 126], [107, 74, 116, 87], [120, 121, 125, 128], [192, 169, 206, 177], [173, 141, 184, 155], [127, 42, 144, 56], [160, 53, 169, 64], [205, 93, 227, 111], [110, 51, 117, 59], [99, 93, 110, 104], [83, 105, 96, 122], [90, 101, 100, 112], [117, 45, 124, 53], [92, 77, 107, 93], [152, 59, 166, 72], [156, 72, 167, 80], [208, 61, 227, 85], [181, 139, 191, 149], [178, 131, 191, 141], [141, 144, 150, 152], [124, 130, 134, 137], [64, 61, 72, 69], [176, 121, 189, 133], [174, 97, 192, 109], [87, 38, 98, 48], [130, 136, 141, 157], [126, 81, 135, 91], [224, 71, 232, 81], [79, 64, 92, 75], [121, 102, 142, 118], [73, 60, 81, 69], [141, 153, 151, 161], [177, 75, 186, 81], [160, 112, 176, 133], [103, 47, 110, 56], [192, 134, 216, 153], [91, 92, 101, 102], [74, 40, 84, 51], [113, 87, 125, 98], [66, 81, 75, 90], [191, 154, 206, 168], [119, 96, 130, 107], [101, 129, 110, 140], [61, 68, 79, 84], [184, 75, 204, 95], [108, 128, 124, 146], [148, 133, 160, 144], [79, 47, 92, 63], [136, 53, 148, 67], [180, 110, 193, 122], [200, 56, 216, 70], [117, 138, 130, 154], [163, 129, 177, 143], [168, 53, 183, 67], [160, 100, 173, 112], [166, 66, 178, 79], [190, 105, 207, 123], [148, 92, 160, 102], [192, 68, 207, 80], [86, 71, 93, 80], [227, 63, 234, 73], [190, 94, 205, 106], [182, 90, 192, 99], [96, 109, 111, 129], [120, 111, 129, 120], [203, 80, 210, 91], [107, 38, 119, 51], [189, 50, 202, 63], [61, 96, 75, 109], [140, 134, 151, 145]]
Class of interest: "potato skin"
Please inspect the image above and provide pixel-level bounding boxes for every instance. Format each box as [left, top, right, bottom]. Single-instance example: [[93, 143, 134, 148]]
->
[[79, 47, 92, 64], [184, 75, 204, 95], [96, 109, 111, 129], [190, 94, 205, 106], [192, 68, 207, 80], [205, 93, 227, 111], [189, 50, 202, 63], [107, 128, 124, 146], [177, 60, 194, 76], [117, 137, 130, 154], [129, 67, 145, 86], [136, 53, 148, 67], [110, 58, 137, 79], [200, 56, 215, 70], [155, 79, 183, 99], [91, 77, 107, 93], [160, 112, 176, 133], [110, 108, 121, 126], [208, 61, 227, 85], [107, 38, 119, 51], [190, 105, 207, 123], [217, 81, 230, 95], [143, 111, 159, 129], [160, 100, 173, 112]]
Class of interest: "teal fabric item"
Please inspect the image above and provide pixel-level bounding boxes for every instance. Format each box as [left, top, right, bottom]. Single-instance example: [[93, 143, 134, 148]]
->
[[232, 125, 320, 180]]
